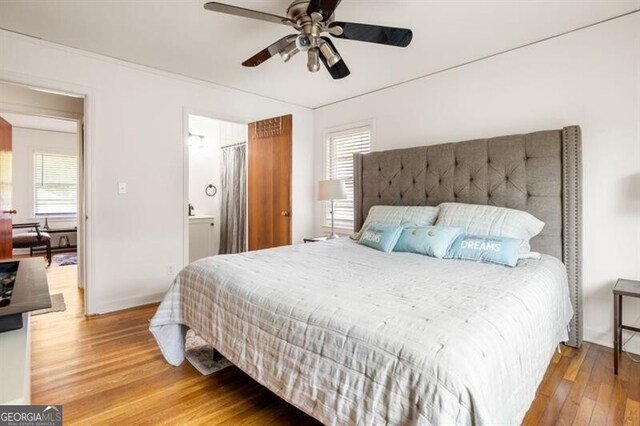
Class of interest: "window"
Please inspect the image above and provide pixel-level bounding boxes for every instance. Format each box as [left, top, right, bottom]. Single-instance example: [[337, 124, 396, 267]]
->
[[33, 153, 78, 216], [324, 124, 371, 230]]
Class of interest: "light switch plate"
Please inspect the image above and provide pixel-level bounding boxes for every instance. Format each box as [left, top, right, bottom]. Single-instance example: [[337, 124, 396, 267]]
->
[[118, 182, 127, 194]]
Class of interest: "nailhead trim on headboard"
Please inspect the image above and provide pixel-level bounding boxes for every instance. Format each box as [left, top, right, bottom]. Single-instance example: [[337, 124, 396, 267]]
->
[[562, 126, 583, 348]]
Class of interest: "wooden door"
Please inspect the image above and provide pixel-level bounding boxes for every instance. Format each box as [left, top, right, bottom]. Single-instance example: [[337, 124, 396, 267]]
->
[[0, 116, 13, 259], [248, 115, 292, 250]]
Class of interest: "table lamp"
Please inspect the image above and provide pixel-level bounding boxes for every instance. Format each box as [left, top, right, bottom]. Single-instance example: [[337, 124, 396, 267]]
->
[[318, 179, 348, 239]]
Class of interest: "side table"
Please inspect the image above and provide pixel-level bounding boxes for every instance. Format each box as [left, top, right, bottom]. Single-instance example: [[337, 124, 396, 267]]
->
[[613, 278, 640, 374]]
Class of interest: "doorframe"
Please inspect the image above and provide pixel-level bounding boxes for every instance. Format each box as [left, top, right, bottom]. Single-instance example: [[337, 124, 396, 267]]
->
[[181, 107, 249, 266], [0, 72, 95, 315]]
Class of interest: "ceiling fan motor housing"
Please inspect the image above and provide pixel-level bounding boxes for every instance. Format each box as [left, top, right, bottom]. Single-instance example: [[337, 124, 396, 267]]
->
[[286, 0, 335, 72], [286, 0, 316, 22]]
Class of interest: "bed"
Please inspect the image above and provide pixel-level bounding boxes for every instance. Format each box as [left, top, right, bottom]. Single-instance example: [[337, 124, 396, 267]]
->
[[151, 126, 582, 425]]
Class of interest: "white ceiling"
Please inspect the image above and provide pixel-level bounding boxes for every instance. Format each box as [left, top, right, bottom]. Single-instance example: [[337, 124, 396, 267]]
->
[[0, 112, 78, 133], [0, 0, 637, 108]]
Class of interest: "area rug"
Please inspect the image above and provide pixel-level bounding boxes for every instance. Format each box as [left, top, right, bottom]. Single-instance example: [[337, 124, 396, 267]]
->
[[31, 293, 66, 316], [53, 253, 77, 266], [185, 329, 232, 376]]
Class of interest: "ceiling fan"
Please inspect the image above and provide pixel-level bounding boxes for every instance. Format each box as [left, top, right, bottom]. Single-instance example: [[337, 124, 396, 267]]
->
[[203, 0, 413, 79]]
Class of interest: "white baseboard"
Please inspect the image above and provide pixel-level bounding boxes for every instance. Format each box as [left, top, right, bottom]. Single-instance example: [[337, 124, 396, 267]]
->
[[91, 292, 165, 315], [584, 327, 640, 355]]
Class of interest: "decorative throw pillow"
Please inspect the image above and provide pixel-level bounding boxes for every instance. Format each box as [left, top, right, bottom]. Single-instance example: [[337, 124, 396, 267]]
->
[[353, 205, 440, 240], [446, 234, 520, 267], [358, 222, 404, 253], [394, 226, 463, 258], [435, 202, 544, 256]]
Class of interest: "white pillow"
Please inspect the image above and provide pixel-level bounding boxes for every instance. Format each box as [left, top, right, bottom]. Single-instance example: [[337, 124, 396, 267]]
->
[[435, 202, 544, 255], [353, 205, 440, 240]]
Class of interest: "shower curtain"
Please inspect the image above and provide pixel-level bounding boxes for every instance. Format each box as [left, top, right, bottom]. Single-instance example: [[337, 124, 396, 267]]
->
[[219, 144, 247, 254]]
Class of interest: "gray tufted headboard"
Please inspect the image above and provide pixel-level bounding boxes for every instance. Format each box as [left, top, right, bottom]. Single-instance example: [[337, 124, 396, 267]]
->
[[353, 126, 582, 348]]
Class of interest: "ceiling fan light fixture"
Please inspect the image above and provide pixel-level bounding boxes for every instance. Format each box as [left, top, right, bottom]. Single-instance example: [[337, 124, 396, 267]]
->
[[279, 41, 300, 62], [319, 40, 341, 68], [307, 48, 320, 72], [295, 35, 312, 52]]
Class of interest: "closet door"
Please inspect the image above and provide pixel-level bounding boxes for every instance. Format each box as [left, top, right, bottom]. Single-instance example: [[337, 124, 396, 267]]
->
[[247, 115, 292, 250]]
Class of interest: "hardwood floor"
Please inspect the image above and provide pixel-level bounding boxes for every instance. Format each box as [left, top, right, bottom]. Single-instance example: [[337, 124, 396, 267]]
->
[[31, 261, 640, 425], [32, 262, 318, 425], [521, 340, 639, 425]]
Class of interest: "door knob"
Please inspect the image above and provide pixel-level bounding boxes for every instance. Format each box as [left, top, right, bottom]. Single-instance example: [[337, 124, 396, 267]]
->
[[281, 210, 290, 216], [2, 210, 17, 215]]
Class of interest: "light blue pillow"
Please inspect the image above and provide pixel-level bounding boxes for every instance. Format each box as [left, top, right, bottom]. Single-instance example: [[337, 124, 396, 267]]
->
[[393, 226, 463, 258], [446, 234, 520, 267], [358, 222, 403, 253]]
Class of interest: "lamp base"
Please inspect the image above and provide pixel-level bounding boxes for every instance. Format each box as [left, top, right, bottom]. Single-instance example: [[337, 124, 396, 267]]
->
[[327, 234, 339, 240]]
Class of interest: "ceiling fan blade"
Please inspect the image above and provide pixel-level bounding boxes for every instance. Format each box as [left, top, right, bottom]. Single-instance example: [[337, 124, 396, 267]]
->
[[242, 35, 297, 67], [204, 2, 295, 26], [307, 0, 343, 21], [329, 21, 413, 47], [319, 37, 350, 80]]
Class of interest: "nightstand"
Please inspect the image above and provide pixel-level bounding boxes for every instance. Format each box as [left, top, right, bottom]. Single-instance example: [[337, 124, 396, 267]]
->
[[303, 236, 328, 243], [613, 278, 640, 374]]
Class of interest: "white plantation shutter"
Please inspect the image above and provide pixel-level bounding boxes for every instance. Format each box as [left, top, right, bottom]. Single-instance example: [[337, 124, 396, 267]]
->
[[325, 125, 371, 229], [34, 153, 78, 216]]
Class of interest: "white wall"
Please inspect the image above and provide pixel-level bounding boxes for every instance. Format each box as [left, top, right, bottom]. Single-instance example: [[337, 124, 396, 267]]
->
[[314, 14, 640, 353], [0, 29, 315, 314], [10, 127, 78, 225]]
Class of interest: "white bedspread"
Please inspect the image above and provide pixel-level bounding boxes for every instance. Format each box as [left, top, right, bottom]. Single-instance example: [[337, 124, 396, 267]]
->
[[150, 238, 573, 425]]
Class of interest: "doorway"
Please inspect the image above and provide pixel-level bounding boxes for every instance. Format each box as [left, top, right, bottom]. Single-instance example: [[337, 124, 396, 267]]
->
[[186, 114, 248, 262], [0, 81, 87, 314], [183, 112, 293, 263]]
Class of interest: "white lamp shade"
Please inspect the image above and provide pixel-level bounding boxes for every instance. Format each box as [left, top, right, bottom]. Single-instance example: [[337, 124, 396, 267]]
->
[[318, 179, 348, 201]]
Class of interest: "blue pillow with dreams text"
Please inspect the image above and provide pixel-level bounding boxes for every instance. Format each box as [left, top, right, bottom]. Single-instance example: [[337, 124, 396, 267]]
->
[[358, 222, 404, 253], [445, 234, 520, 267], [393, 226, 463, 258]]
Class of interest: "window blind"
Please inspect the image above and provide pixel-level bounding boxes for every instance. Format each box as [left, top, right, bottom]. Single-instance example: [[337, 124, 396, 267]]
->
[[325, 125, 371, 229], [33, 153, 78, 216]]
